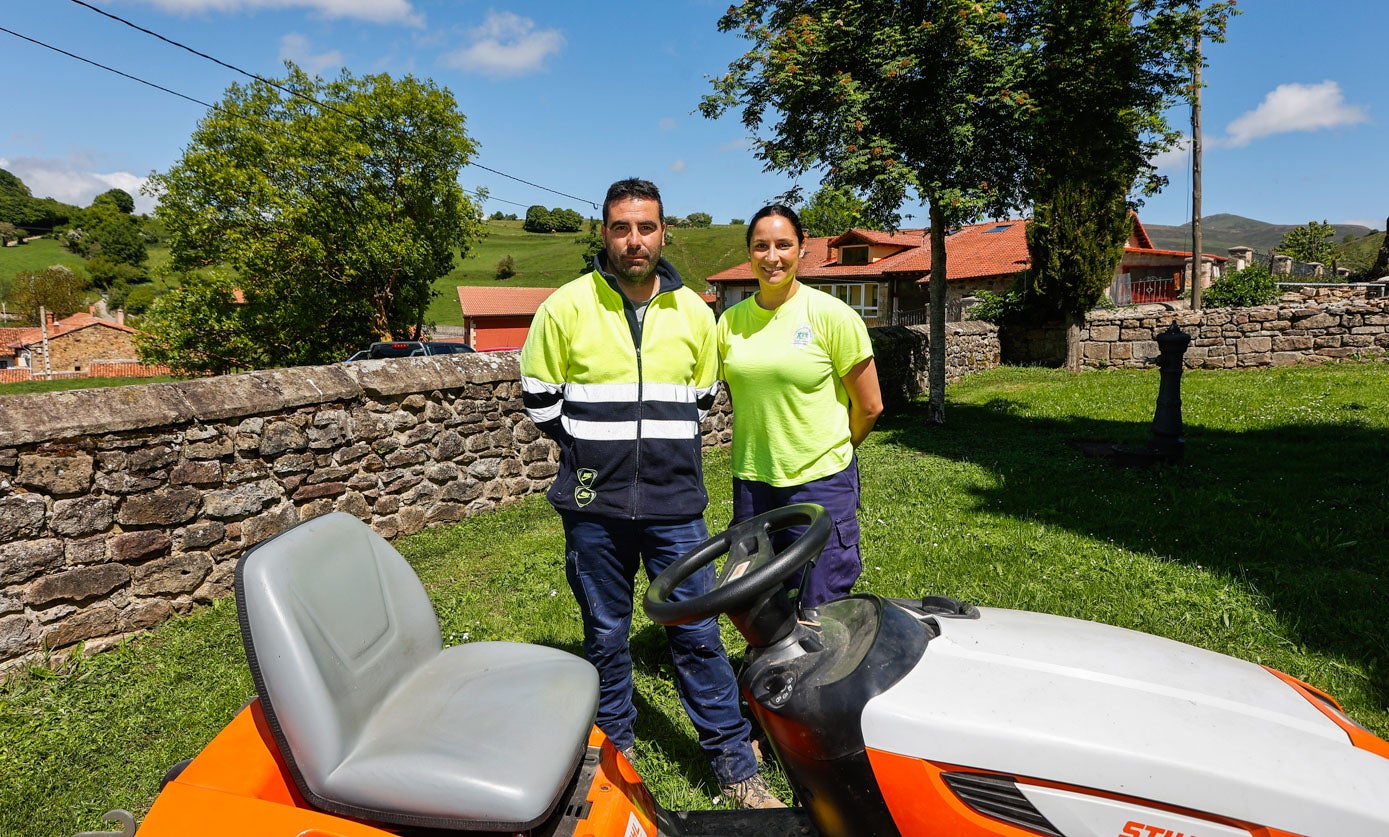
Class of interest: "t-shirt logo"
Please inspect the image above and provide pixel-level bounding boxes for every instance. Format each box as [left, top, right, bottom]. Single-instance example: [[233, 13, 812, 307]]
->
[[791, 324, 813, 348], [575, 468, 597, 507]]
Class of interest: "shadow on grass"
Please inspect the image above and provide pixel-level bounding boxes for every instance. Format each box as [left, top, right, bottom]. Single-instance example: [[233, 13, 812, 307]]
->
[[875, 399, 1389, 706]]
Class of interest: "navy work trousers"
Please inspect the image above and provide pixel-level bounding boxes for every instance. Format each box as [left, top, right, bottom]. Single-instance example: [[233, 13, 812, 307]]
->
[[560, 512, 756, 786], [731, 457, 863, 609]]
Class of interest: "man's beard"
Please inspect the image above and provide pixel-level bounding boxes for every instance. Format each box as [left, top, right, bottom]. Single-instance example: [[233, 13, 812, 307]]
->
[[607, 246, 661, 283]]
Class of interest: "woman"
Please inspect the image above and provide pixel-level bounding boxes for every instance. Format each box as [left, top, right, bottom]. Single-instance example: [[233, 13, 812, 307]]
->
[[716, 204, 883, 609]]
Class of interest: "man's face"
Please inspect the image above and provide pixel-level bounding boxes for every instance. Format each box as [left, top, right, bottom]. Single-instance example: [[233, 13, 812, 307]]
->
[[602, 197, 665, 283]]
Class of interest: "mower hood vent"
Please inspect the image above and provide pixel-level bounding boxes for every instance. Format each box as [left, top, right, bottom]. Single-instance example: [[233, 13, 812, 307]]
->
[[942, 772, 1063, 837]]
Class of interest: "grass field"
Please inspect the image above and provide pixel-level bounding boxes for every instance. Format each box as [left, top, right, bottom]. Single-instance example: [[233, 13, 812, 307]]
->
[[2, 362, 1385, 836], [425, 221, 749, 326]]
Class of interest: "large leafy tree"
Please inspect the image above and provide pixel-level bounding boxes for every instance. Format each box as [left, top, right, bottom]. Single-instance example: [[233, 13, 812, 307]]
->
[[704, 0, 1031, 424], [144, 64, 484, 372], [1278, 220, 1337, 264], [1012, 0, 1234, 368]]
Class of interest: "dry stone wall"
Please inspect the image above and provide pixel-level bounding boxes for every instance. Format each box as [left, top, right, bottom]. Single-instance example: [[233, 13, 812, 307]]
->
[[1079, 292, 1389, 370], [0, 324, 989, 669]]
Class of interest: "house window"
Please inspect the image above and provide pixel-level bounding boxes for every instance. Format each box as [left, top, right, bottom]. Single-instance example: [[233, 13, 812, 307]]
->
[[839, 245, 869, 266], [823, 283, 881, 318], [984, 224, 1012, 234]]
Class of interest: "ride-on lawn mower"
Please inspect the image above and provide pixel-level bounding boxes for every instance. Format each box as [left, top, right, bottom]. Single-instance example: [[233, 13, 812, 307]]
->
[[128, 506, 1389, 837]]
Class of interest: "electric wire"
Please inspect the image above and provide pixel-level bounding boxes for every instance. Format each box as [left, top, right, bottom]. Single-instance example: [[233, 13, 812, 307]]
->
[[0, 26, 534, 212], [65, 0, 599, 210]]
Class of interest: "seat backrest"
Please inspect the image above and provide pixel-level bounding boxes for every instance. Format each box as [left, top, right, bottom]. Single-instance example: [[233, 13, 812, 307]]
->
[[235, 512, 442, 788]]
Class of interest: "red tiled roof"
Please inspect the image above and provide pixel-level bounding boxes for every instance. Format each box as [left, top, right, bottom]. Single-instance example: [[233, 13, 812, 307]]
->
[[456, 286, 557, 318], [709, 215, 1215, 285], [2, 313, 137, 349]]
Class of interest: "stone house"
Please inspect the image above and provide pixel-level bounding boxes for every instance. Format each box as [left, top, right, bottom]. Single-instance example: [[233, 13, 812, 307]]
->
[[0, 309, 140, 374], [706, 215, 1224, 322]]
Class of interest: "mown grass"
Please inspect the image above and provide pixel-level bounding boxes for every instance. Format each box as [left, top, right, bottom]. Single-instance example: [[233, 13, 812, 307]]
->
[[2, 362, 1386, 837]]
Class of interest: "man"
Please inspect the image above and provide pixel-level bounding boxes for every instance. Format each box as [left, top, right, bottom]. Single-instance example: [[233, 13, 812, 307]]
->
[[520, 179, 779, 808]]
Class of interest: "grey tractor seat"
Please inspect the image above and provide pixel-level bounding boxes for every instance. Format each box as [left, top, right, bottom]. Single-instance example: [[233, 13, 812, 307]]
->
[[235, 512, 599, 832]]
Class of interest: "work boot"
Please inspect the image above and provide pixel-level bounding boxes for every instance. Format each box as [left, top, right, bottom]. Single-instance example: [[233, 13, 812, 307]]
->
[[720, 773, 786, 809]]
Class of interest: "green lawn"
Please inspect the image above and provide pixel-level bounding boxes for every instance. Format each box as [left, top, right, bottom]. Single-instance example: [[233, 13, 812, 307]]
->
[[3, 362, 1386, 837], [0, 238, 88, 277]]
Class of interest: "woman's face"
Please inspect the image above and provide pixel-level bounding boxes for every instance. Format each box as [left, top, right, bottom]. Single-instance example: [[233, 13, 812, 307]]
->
[[748, 214, 803, 290]]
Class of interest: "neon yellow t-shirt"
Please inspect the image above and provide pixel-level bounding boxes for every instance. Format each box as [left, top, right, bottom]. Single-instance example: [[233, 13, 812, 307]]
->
[[717, 285, 873, 486]]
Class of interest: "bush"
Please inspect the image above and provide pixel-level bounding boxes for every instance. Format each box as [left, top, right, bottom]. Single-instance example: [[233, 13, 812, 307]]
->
[[1203, 264, 1280, 308], [523, 205, 554, 233], [495, 255, 516, 280], [120, 283, 163, 316], [729, 218, 745, 226], [685, 212, 712, 228], [967, 289, 1026, 324]]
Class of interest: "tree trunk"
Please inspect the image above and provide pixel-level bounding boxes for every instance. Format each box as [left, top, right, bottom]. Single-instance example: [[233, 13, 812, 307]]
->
[[1064, 312, 1082, 372], [927, 203, 949, 426]]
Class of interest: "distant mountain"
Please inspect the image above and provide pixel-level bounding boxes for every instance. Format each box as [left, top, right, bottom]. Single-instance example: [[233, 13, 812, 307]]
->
[[1141, 214, 1378, 259]]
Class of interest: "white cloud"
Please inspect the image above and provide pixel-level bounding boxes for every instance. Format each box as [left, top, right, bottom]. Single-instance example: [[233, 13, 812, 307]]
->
[[0, 156, 157, 215], [443, 11, 564, 78], [670, 160, 687, 173], [279, 33, 344, 74], [1222, 81, 1369, 148], [133, 0, 422, 26]]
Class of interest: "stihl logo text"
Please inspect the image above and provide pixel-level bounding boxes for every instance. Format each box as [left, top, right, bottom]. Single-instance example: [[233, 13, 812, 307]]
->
[[1120, 823, 1198, 837]]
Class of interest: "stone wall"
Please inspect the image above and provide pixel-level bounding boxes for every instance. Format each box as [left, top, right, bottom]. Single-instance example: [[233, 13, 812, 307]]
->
[[869, 321, 1001, 410], [0, 325, 990, 669], [1078, 292, 1389, 370]]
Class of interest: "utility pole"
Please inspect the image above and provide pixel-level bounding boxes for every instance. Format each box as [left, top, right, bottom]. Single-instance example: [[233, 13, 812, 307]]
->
[[39, 305, 52, 380], [1190, 32, 1204, 311]]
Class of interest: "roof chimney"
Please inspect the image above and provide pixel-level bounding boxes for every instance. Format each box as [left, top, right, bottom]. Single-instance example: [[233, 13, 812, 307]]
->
[[116, 309, 126, 326], [45, 310, 55, 327]]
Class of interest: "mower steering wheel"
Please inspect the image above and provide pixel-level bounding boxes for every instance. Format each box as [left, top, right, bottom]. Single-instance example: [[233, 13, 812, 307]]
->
[[644, 503, 830, 628]]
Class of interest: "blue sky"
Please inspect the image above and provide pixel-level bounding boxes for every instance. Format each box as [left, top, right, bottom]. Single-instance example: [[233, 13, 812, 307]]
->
[[2, 0, 1384, 232]]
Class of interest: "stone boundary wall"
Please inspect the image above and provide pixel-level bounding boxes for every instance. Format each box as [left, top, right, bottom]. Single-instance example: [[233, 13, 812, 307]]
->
[[0, 325, 993, 669], [1079, 292, 1389, 370]]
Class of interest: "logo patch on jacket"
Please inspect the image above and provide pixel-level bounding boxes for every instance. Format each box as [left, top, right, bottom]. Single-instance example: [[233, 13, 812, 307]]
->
[[575, 468, 597, 507], [792, 324, 813, 348]]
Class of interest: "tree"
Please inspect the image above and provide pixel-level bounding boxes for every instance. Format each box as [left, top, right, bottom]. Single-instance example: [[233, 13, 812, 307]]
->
[[524, 205, 555, 233], [551, 207, 585, 233], [685, 211, 713, 228], [0, 168, 80, 232], [145, 63, 484, 370], [495, 254, 516, 280], [1279, 220, 1337, 264], [65, 200, 148, 271], [9, 266, 88, 325], [576, 218, 603, 273], [798, 186, 867, 237], [92, 188, 136, 215], [1011, 0, 1234, 368], [136, 271, 266, 375], [704, 0, 1031, 424]]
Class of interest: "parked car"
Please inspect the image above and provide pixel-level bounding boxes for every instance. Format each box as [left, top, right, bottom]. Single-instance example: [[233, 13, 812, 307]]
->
[[343, 341, 475, 361]]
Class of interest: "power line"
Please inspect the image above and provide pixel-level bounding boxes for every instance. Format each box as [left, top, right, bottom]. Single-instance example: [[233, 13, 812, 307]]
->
[[0, 25, 214, 110], [0, 26, 536, 212], [65, 0, 599, 210]]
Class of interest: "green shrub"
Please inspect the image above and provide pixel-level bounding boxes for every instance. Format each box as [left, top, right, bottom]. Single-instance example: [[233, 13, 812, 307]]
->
[[495, 254, 516, 280], [967, 289, 1025, 324], [1203, 264, 1279, 308]]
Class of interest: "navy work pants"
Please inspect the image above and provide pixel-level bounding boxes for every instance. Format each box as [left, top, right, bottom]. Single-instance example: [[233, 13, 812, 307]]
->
[[731, 457, 863, 609], [560, 512, 756, 786]]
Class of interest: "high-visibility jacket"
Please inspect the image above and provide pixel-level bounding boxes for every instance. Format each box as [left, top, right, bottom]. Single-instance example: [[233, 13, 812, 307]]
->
[[520, 256, 718, 520]]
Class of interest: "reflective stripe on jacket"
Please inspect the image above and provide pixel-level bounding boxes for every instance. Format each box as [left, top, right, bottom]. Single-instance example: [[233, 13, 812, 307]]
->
[[520, 256, 718, 520]]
